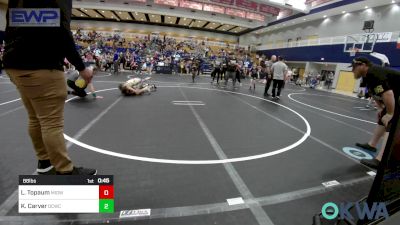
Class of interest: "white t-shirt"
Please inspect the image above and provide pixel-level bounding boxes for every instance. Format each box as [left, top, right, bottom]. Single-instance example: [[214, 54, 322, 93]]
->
[[271, 61, 288, 80]]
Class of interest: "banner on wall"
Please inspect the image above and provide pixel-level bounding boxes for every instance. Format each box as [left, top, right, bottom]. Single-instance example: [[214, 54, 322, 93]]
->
[[203, 4, 225, 14], [246, 12, 265, 21], [179, 0, 203, 10], [154, 0, 179, 7], [376, 32, 393, 43], [259, 4, 280, 15], [226, 8, 246, 18], [211, 0, 234, 4], [236, 0, 258, 11]]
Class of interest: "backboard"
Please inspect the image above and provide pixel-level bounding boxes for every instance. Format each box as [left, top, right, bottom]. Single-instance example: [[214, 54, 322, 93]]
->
[[344, 33, 378, 55]]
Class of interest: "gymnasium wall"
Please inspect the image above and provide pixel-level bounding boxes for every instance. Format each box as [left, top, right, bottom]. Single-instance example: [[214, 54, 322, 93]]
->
[[257, 42, 400, 67], [241, 3, 400, 48]]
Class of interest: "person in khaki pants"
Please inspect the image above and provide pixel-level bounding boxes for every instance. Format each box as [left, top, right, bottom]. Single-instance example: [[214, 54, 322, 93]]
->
[[3, 0, 96, 175]]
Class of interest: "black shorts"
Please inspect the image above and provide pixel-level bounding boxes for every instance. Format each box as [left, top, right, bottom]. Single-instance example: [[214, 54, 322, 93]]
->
[[378, 108, 392, 132], [67, 80, 87, 98]]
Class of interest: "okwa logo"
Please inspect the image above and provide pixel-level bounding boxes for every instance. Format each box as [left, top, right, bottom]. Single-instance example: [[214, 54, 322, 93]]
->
[[322, 202, 389, 221]]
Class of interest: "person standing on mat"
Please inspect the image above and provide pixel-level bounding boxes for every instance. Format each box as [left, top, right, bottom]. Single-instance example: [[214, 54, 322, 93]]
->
[[3, 0, 96, 175], [264, 55, 276, 97], [352, 57, 400, 169], [224, 53, 237, 88], [270, 56, 288, 100]]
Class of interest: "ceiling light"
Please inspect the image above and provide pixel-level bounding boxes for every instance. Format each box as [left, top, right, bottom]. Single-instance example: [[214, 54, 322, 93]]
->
[[183, 18, 186, 20], [392, 0, 395, 3], [365, 6, 368, 9], [96, 15, 98, 17], [84, 9, 87, 12], [141, 18, 144, 21], [80, 14, 83, 16], [342, 11, 346, 13], [323, 15, 327, 18], [102, 10, 105, 13], [135, 12, 138, 15], [303, 18, 306, 20]]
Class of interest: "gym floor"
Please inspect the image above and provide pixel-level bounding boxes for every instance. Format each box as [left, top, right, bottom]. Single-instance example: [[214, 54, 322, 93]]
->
[[0, 71, 382, 224]]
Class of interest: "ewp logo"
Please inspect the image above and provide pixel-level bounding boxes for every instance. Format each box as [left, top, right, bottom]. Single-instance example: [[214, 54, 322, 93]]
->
[[9, 8, 60, 27], [321, 202, 389, 221]]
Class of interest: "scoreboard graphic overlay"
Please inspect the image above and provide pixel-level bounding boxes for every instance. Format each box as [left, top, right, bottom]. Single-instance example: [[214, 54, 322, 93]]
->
[[19, 175, 114, 213]]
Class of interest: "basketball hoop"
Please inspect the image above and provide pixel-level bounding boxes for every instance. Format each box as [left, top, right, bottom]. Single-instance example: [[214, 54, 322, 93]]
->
[[349, 48, 359, 57]]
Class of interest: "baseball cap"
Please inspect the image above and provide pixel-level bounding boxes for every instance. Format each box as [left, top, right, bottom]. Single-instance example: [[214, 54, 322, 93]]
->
[[348, 57, 371, 69]]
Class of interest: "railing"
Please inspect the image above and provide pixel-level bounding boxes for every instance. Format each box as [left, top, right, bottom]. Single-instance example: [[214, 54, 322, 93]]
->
[[256, 31, 400, 51]]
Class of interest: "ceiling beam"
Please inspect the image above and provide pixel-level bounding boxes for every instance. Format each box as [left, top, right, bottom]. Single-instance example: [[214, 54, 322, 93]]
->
[[227, 26, 237, 32], [112, 11, 122, 21], [128, 12, 135, 21], [76, 9, 90, 18], [73, 1, 257, 28], [214, 24, 224, 30], [93, 9, 105, 18]]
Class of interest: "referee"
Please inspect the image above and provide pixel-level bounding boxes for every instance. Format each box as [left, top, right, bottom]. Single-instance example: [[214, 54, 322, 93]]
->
[[3, 0, 96, 175], [352, 57, 400, 169]]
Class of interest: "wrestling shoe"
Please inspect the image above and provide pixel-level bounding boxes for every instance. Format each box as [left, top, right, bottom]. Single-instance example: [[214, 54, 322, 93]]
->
[[355, 143, 377, 152], [360, 159, 380, 170], [57, 167, 97, 175]]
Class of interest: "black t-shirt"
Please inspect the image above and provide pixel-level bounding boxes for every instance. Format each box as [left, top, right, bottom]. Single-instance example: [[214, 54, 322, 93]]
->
[[364, 65, 400, 103]]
